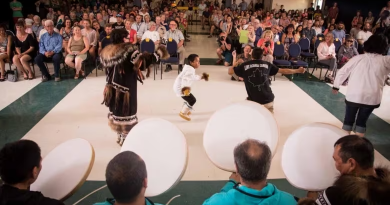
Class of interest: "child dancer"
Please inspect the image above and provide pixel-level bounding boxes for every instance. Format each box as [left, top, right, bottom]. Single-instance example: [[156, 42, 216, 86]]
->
[[173, 54, 209, 121]]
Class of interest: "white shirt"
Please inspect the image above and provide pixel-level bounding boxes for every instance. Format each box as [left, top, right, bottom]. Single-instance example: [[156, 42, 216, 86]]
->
[[131, 22, 147, 38], [314, 27, 322, 35], [109, 17, 117, 23], [317, 42, 336, 61], [38, 28, 59, 41], [198, 4, 206, 16], [141, 30, 160, 42], [334, 54, 390, 106], [357, 30, 372, 43], [173, 64, 201, 97]]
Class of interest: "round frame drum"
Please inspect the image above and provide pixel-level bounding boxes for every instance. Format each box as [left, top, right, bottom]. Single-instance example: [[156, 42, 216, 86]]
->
[[203, 101, 279, 172], [121, 118, 188, 197], [30, 138, 95, 201], [282, 123, 347, 191]]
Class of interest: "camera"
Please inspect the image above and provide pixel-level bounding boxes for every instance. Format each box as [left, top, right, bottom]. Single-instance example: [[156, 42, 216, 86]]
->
[[219, 36, 225, 41], [264, 41, 270, 48]]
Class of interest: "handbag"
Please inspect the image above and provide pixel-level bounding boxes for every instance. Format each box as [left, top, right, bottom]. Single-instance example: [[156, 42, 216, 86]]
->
[[6, 69, 18, 82]]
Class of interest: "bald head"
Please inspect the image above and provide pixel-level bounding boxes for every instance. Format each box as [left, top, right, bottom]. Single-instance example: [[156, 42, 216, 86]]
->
[[234, 139, 272, 182]]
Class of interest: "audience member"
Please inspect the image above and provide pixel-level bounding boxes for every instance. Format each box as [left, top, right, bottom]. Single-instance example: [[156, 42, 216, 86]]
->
[[13, 21, 36, 80], [81, 19, 98, 59], [317, 33, 337, 81], [303, 135, 390, 205], [202, 139, 297, 205], [257, 30, 274, 63], [216, 33, 233, 66], [0, 25, 12, 81], [332, 22, 346, 43], [164, 20, 185, 72], [35, 20, 63, 82], [94, 151, 165, 205], [337, 35, 358, 67], [141, 21, 161, 48], [99, 24, 113, 54], [0, 140, 64, 205], [65, 25, 89, 79]]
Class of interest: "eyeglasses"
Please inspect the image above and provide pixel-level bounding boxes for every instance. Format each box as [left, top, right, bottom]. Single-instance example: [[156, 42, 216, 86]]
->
[[347, 40, 353, 43], [169, 24, 176, 26]]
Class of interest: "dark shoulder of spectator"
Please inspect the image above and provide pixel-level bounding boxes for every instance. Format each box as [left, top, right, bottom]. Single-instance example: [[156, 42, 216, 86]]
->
[[0, 184, 64, 205]]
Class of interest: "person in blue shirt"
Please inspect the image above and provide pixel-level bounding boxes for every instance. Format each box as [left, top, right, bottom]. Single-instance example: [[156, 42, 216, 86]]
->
[[34, 20, 63, 82], [203, 139, 297, 205], [94, 151, 164, 205], [332, 22, 346, 44]]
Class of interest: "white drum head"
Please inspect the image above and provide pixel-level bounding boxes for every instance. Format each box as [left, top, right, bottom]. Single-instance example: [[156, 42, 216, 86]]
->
[[203, 101, 279, 172], [282, 123, 347, 191], [121, 118, 188, 197], [31, 138, 95, 201]]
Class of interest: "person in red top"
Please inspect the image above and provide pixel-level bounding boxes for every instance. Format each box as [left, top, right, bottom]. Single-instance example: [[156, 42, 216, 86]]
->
[[125, 20, 137, 45], [256, 30, 274, 63], [328, 2, 339, 22]]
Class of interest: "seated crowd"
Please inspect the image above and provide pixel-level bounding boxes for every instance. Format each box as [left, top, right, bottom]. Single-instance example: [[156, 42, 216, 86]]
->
[[1, 0, 200, 82], [1, 135, 389, 205], [202, 1, 390, 82]]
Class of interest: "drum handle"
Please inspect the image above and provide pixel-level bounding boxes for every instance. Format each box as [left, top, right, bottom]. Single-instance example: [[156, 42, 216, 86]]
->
[[72, 185, 107, 205], [166, 195, 181, 205]]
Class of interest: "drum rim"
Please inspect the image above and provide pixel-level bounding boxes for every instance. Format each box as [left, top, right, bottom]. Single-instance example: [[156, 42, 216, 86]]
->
[[31, 138, 95, 201], [203, 101, 280, 172], [281, 122, 347, 191]]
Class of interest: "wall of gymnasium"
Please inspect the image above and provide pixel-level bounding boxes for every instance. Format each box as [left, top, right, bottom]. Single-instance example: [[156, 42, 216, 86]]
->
[[271, 0, 313, 10]]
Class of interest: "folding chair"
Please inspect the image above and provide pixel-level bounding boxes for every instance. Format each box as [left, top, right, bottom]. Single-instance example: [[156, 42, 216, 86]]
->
[[299, 37, 316, 65], [288, 43, 309, 80], [272, 42, 291, 81], [311, 39, 330, 81], [161, 39, 180, 76], [334, 38, 342, 52], [140, 39, 159, 80]]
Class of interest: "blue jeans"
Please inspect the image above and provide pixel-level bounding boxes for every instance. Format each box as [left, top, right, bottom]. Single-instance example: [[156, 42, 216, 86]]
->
[[35, 53, 62, 78], [343, 105, 374, 133]]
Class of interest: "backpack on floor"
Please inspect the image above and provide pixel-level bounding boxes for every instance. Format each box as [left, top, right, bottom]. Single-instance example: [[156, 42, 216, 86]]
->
[[6, 69, 18, 82]]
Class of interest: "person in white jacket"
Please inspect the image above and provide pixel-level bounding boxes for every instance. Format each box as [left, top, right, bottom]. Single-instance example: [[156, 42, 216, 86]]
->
[[173, 54, 208, 121], [332, 34, 390, 137]]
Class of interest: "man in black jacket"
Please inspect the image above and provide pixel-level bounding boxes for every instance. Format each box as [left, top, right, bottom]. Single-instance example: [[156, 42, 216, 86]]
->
[[0, 140, 63, 205]]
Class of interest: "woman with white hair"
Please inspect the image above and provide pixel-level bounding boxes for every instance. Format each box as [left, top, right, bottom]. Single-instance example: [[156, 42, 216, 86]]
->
[[317, 32, 337, 82], [141, 21, 160, 48]]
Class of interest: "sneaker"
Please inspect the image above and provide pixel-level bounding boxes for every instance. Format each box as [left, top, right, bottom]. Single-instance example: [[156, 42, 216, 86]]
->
[[208, 35, 213, 38], [55, 77, 61, 82]]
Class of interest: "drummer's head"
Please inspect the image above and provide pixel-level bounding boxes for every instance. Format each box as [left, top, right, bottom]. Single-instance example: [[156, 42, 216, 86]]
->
[[106, 151, 147, 203], [251, 47, 264, 60], [234, 139, 271, 184], [333, 135, 374, 175], [0, 140, 42, 186], [187, 54, 200, 69]]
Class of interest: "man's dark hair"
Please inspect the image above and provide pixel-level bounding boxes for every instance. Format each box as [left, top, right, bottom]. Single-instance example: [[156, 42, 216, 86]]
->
[[187, 54, 199, 64], [0, 140, 41, 185], [251, 47, 263, 60], [364, 34, 388, 54], [111, 28, 129, 44], [334, 135, 374, 170], [234, 139, 271, 182], [106, 151, 147, 203]]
